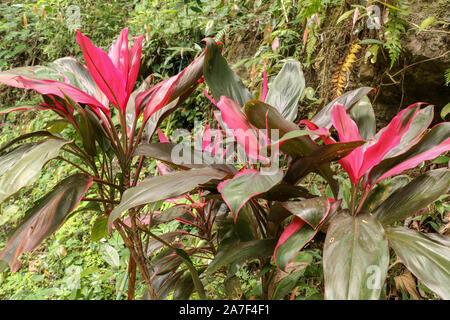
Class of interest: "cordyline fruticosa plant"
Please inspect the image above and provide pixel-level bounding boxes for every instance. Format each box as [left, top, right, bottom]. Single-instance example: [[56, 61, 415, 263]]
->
[[0, 30, 449, 300]]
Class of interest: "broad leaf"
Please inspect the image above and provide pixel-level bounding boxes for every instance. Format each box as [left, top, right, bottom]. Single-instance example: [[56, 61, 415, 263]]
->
[[273, 218, 316, 271], [108, 168, 228, 231], [0, 138, 69, 203], [134, 142, 237, 174], [270, 252, 312, 300], [349, 96, 375, 140], [284, 141, 365, 185], [218, 169, 283, 219], [311, 87, 373, 129], [374, 168, 450, 225], [91, 216, 108, 242], [280, 197, 337, 229], [384, 105, 434, 158], [146, 231, 185, 256], [273, 198, 339, 270], [203, 38, 253, 106], [369, 123, 450, 185], [361, 175, 410, 212], [99, 243, 120, 268], [257, 183, 314, 201], [151, 205, 191, 226], [206, 239, 276, 275], [265, 60, 305, 122], [323, 213, 389, 300], [386, 227, 450, 299], [0, 173, 93, 272], [137, 50, 205, 120], [244, 99, 339, 196], [244, 100, 317, 157]]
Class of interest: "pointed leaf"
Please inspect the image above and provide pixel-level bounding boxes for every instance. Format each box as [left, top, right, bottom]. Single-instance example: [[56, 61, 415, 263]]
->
[[311, 87, 373, 129], [206, 239, 276, 275], [0, 139, 69, 203], [0, 174, 93, 272], [374, 168, 450, 225], [280, 197, 337, 229], [137, 50, 205, 120], [349, 96, 376, 140], [218, 169, 283, 219], [386, 226, 450, 299], [331, 104, 364, 184], [51, 57, 108, 106], [384, 105, 434, 159], [134, 142, 237, 174], [216, 96, 265, 162], [323, 213, 389, 300], [108, 168, 228, 231], [76, 30, 127, 112], [203, 38, 253, 106], [361, 175, 411, 212], [265, 60, 305, 121], [369, 123, 450, 185], [273, 218, 316, 271], [359, 103, 420, 178]]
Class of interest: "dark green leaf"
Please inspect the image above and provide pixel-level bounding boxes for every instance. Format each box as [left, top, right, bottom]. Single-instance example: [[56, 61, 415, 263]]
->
[[361, 175, 411, 212], [0, 174, 93, 272], [374, 169, 450, 225], [203, 38, 253, 106], [265, 60, 305, 122], [311, 87, 373, 129], [274, 220, 317, 270], [386, 227, 450, 299], [206, 239, 276, 275], [134, 142, 237, 174], [349, 96, 376, 140], [0, 139, 69, 203], [218, 169, 283, 218], [281, 197, 334, 229], [323, 213, 389, 300], [108, 168, 228, 231]]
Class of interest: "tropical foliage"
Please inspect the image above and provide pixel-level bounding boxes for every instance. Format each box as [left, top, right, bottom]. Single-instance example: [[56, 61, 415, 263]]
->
[[0, 0, 449, 301]]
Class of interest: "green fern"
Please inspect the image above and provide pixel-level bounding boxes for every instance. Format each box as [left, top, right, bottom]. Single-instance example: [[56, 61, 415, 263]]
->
[[384, 0, 409, 68]]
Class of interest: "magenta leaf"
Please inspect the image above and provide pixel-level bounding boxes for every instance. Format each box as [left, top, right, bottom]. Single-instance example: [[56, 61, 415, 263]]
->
[[358, 103, 420, 177], [76, 30, 127, 113], [331, 104, 364, 184], [274, 198, 337, 270]]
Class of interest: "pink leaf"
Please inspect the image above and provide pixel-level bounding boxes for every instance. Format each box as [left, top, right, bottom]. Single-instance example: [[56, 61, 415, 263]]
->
[[261, 69, 268, 102], [216, 96, 266, 162], [108, 28, 130, 85], [358, 103, 420, 177], [157, 128, 170, 143], [127, 35, 144, 96], [273, 217, 305, 268], [6, 76, 108, 116], [331, 104, 364, 184], [76, 30, 127, 113]]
